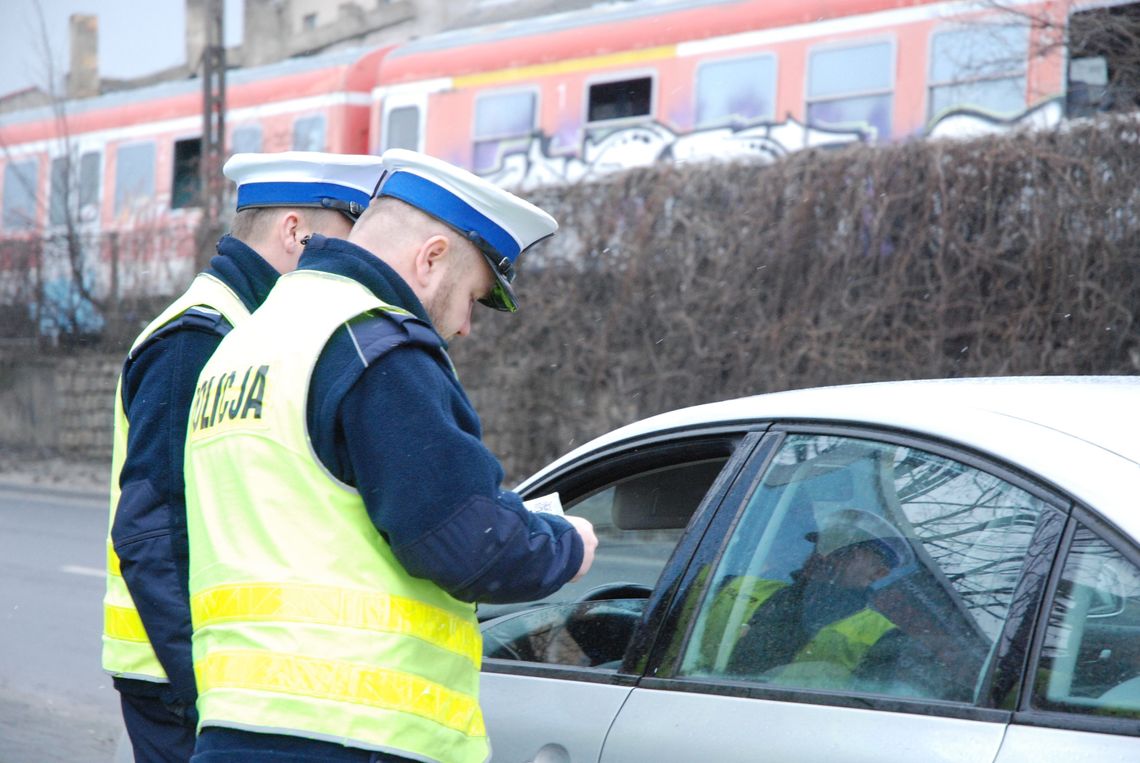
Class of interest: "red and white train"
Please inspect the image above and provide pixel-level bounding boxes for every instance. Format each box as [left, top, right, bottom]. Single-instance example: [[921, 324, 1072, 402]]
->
[[0, 0, 1126, 310]]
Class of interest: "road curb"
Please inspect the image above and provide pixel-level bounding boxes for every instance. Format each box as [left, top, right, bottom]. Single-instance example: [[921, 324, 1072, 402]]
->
[[0, 480, 108, 502]]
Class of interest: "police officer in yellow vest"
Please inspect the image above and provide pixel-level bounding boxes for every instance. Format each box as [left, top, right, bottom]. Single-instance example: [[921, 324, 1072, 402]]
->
[[184, 149, 598, 763], [709, 508, 911, 688], [103, 152, 386, 763]]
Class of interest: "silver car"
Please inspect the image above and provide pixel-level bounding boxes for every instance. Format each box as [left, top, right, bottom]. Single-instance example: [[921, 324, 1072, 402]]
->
[[478, 377, 1140, 762]]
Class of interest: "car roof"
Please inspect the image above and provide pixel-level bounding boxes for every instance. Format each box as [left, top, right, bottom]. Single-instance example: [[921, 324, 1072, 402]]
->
[[521, 376, 1140, 540]]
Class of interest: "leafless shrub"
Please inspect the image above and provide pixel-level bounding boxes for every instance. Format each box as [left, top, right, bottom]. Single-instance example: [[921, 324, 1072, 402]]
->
[[454, 121, 1140, 480]]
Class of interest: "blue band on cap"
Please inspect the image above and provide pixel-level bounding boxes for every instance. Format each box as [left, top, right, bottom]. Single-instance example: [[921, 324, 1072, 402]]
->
[[237, 181, 370, 211], [378, 172, 520, 262]]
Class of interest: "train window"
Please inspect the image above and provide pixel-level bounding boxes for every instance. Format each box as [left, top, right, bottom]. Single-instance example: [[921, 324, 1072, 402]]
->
[[114, 141, 156, 215], [473, 90, 536, 173], [231, 125, 263, 154], [293, 115, 326, 152], [172, 138, 202, 210], [807, 41, 894, 140], [2, 158, 38, 230], [928, 24, 1029, 121], [587, 76, 653, 123], [696, 55, 777, 128], [49, 157, 69, 227], [384, 106, 420, 152], [78, 152, 101, 221], [52, 151, 102, 226]]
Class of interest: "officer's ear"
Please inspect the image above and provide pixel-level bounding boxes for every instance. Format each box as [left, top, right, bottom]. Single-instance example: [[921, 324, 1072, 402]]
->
[[410, 234, 450, 289], [274, 210, 308, 273]]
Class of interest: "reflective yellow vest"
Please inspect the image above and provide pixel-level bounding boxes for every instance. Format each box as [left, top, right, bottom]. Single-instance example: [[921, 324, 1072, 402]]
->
[[700, 576, 895, 685], [185, 269, 489, 763], [102, 274, 250, 682]]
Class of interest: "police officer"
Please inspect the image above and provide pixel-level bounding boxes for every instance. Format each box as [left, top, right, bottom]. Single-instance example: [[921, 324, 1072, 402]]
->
[[102, 152, 386, 763], [184, 149, 597, 762]]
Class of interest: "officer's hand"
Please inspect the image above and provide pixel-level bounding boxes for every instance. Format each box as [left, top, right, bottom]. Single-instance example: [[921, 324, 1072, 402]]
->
[[564, 515, 597, 582]]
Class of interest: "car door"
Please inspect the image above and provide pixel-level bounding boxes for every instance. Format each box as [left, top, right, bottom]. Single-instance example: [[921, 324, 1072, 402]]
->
[[993, 510, 1140, 761], [599, 426, 1069, 763], [479, 429, 763, 763]]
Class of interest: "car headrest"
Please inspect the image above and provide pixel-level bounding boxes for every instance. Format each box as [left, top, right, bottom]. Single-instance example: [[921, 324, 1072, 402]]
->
[[611, 460, 724, 531]]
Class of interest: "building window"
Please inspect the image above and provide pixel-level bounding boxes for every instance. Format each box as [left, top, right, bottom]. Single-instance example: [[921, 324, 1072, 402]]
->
[[293, 115, 326, 151], [302, 12, 318, 31], [383, 105, 420, 152], [587, 76, 653, 123], [807, 41, 894, 140], [114, 141, 156, 215], [230, 125, 263, 154], [172, 137, 202, 210], [473, 90, 536, 173], [696, 55, 777, 127], [928, 24, 1029, 121], [2, 159, 39, 230]]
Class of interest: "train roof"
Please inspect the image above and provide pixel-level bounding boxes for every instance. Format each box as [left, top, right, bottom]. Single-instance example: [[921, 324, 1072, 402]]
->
[[386, 0, 945, 60], [0, 43, 381, 129], [390, 0, 739, 57]]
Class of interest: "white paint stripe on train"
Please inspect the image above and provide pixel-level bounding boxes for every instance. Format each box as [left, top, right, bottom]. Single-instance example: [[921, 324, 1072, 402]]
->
[[2, 92, 374, 156], [678, 0, 1045, 57]]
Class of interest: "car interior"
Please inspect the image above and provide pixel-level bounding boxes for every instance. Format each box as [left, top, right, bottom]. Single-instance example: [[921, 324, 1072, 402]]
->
[[480, 456, 729, 668], [1034, 530, 1140, 716]]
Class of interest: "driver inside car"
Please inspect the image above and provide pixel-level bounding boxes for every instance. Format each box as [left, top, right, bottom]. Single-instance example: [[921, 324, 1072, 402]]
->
[[703, 508, 913, 688]]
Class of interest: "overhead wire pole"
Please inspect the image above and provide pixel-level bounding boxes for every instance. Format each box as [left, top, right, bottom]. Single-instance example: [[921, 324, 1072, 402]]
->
[[198, 0, 226, 269]]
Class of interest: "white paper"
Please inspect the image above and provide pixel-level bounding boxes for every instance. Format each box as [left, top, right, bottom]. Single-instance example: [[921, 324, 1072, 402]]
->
[[522, 492, 564, 516]]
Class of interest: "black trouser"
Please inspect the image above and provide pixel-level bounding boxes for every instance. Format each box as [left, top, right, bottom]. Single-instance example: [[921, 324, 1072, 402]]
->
[[119, 691, 196, 763], [192, 728, 415, 762]]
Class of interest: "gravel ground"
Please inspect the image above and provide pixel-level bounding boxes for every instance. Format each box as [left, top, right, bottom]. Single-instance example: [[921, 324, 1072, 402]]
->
[[0, 447, 110, 495]]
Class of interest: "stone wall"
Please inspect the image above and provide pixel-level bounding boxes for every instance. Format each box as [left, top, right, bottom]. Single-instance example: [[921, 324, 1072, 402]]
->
[[0, 352, 118, 458]]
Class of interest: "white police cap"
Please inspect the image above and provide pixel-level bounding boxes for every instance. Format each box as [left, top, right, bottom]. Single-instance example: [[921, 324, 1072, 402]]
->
[[373, 148, 558, 312], [224, 151, 385, 221]]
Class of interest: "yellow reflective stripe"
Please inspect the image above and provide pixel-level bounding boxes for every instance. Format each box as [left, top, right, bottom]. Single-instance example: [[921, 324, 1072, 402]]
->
[[191, 583, 480, 665], [105, 603, 149, 642], [452, 44, 676, 89], [197, 650, 486, 737], [107, 541, 121, 576]]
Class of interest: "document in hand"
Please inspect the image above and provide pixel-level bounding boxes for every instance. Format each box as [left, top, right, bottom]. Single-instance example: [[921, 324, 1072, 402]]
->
[[522, 492, 564, 516]]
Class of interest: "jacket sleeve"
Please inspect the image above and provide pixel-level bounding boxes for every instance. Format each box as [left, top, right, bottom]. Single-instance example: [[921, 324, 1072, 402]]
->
[[339, 344, 584, 604], [111, 324, 222, 707]]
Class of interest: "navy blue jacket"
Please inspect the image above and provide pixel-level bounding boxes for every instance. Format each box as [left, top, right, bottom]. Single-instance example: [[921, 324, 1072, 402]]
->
[[302, 234, 584, 604], [112, 235, 278, 708]]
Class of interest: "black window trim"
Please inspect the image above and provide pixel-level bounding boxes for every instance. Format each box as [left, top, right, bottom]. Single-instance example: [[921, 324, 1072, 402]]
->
[[641, 421, 1073, 722], [1013, 505, 1140, 738]]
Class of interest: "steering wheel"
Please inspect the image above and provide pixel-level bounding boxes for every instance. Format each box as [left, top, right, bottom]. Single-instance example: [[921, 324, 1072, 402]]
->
[[577, 582, 654, 602]]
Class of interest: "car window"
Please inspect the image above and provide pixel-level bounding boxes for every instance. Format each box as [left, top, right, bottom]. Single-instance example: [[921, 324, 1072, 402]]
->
[[678, 433, 1049, 703], [1032, 526, 1140, 718], [481, 454, 730, 669]]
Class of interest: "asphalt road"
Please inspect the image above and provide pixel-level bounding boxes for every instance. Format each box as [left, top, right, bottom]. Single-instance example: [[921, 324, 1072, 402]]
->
[[0, 482, 123, 763]]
